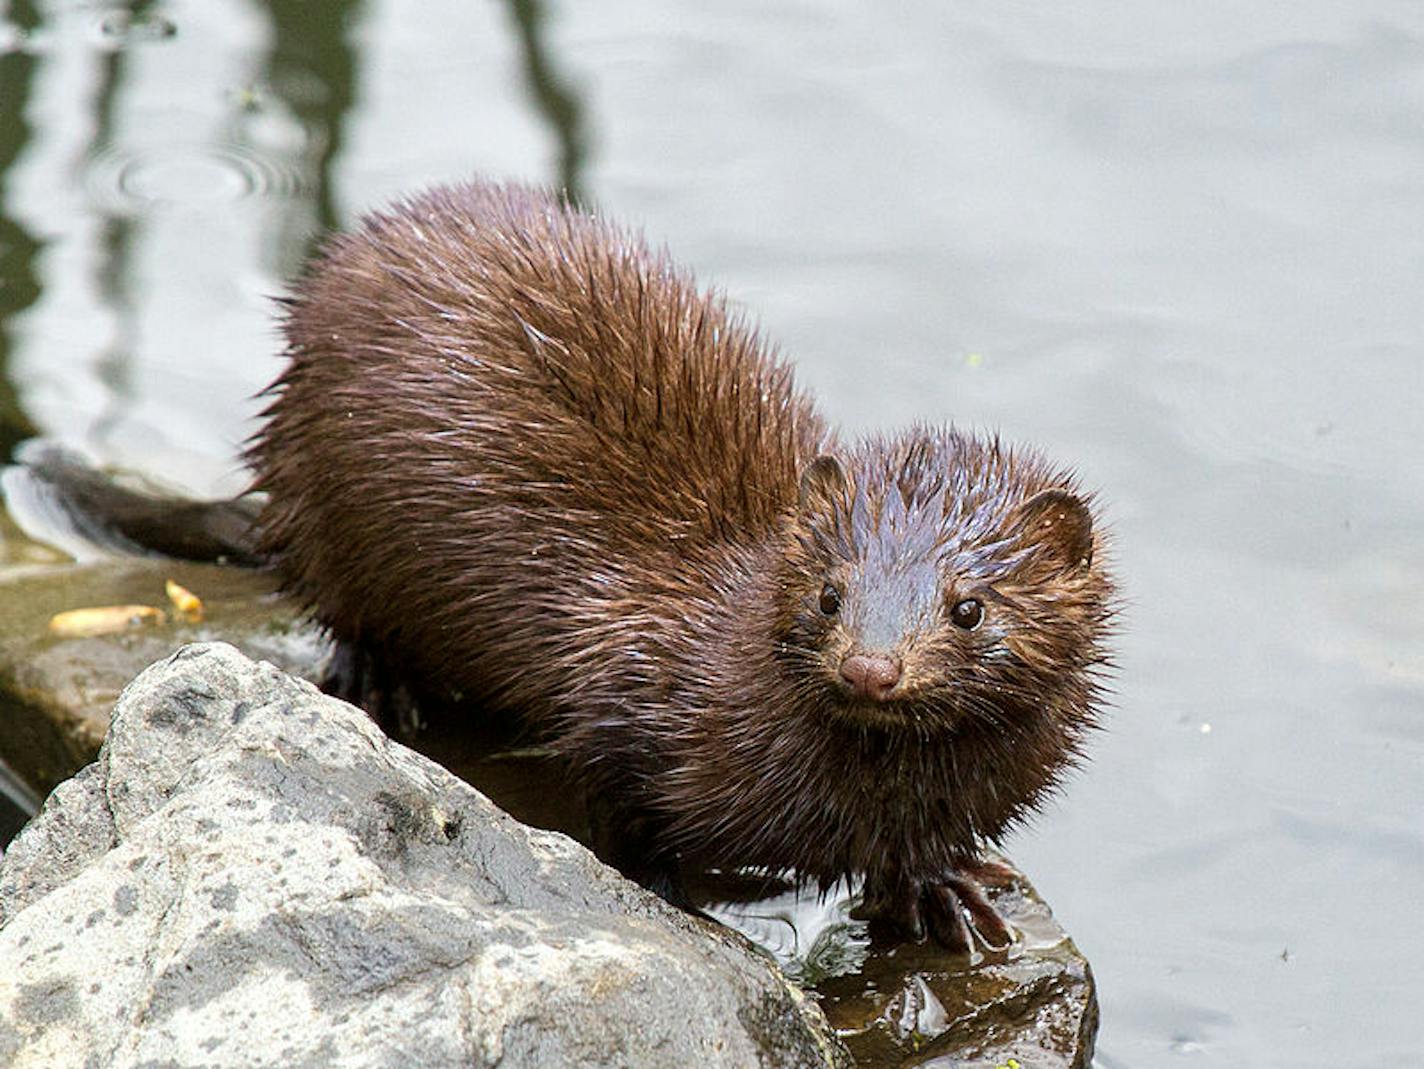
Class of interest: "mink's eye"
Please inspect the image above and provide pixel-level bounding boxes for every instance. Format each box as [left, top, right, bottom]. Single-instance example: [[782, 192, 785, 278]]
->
[[950, 597, 983, 630], [818, 584, 842, 616]]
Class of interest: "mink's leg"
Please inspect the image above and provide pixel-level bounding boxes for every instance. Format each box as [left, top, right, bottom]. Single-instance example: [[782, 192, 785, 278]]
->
[[322, 638, 367, 705], [851, 871, 927, 942], [586, 791, 693, 911], [854, 860, 1015, 952], [322, 636, 423, 736]]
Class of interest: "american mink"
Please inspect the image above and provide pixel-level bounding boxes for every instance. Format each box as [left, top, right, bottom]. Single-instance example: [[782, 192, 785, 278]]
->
[[242, 180, 1115, 949], [2, 181, 1109, 948]]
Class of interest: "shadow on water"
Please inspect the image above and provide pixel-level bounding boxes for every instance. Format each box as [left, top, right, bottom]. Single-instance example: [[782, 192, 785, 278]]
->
[[0, 0, 42, 463], [503, 0, 589, 207]]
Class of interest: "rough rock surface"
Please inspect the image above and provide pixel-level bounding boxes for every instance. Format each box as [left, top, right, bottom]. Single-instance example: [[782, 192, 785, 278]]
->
[[0, 642, 847, 1069]]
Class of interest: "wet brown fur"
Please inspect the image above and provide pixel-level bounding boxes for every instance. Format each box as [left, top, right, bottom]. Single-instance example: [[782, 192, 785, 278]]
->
[[250, 181, 1115, 919]]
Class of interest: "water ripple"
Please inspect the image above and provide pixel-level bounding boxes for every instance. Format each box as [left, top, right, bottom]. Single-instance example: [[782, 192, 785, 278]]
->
[[92, 9, 178, 49], [83, 142, 308, 215]]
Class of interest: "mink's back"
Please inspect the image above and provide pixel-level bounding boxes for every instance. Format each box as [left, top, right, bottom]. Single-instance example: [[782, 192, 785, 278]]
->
[[249, 182, 826, 711]]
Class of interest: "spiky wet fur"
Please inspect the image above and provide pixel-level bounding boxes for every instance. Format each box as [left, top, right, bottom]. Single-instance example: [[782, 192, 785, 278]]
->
[[250, 180, 1115, 904]]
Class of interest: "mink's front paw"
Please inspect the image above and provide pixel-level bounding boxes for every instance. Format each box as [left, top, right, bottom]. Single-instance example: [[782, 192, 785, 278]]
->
[[852, 862, 1015, 953]]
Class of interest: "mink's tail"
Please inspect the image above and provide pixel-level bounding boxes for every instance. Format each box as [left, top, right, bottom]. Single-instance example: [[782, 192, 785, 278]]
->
[[1, 440, 264, 566]]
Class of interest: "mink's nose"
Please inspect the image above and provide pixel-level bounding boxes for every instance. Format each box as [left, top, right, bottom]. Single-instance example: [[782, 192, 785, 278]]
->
[[840, 653, 902, 701]]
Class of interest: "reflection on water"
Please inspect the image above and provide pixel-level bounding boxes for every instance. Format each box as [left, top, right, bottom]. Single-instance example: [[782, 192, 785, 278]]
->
[[262, 0, 361, 238], [93, 7, 176, 47], [1, 2, 1422, 1065], [0, 0, 587, 493], [504, 0, 588, 206], [85, 2, 143, 455], [697, 875, 871, 985], [0, 0, 40, 458]]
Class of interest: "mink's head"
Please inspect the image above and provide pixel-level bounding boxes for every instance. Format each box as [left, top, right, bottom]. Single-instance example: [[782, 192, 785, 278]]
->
[[773, 428, 1113, 740]]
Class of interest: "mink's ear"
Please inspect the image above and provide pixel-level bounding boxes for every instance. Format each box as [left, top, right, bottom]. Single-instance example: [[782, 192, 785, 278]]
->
[[798, 454, 847, 510], [1010, 488, 1094, 571]]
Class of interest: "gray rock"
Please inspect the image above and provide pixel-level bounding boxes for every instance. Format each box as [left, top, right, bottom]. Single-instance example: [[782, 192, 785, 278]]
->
[[0, 642, 847, 1069]]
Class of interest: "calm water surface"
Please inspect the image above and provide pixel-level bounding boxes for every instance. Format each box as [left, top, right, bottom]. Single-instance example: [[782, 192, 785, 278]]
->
[[1, 2, 1421, 1064]]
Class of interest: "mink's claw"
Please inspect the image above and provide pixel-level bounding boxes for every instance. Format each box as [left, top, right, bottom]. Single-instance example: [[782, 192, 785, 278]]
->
[[943, 871, 1013, 949], [855, 865, 1014, 952]]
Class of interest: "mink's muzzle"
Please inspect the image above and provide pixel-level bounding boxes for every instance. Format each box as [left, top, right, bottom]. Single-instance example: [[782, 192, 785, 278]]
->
[[838, 651, 902, 702]]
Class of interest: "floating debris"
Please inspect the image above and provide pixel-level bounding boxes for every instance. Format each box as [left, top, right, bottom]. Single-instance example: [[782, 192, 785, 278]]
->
[[165, 579, 204, 619], [48, 605, 166, 637]]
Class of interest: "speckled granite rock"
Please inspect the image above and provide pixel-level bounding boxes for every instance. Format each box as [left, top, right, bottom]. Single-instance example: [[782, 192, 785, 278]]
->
[[0, 643, 847, 1069]]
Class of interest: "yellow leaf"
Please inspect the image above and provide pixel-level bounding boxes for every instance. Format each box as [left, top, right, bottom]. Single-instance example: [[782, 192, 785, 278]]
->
[[165, 579, 204, 618], [48, 605, 166, 637]]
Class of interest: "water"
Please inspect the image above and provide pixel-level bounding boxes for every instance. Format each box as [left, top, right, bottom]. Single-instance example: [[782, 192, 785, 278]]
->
[[2, 2, 1421, 1064]]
